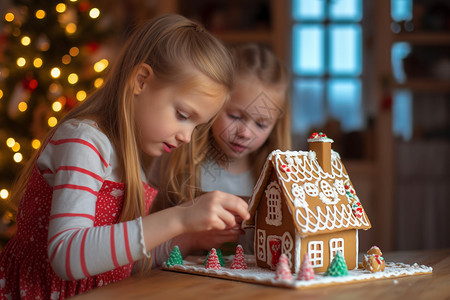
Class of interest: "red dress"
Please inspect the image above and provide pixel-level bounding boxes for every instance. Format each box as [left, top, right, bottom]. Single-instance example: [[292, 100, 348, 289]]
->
[[0, 166, 157, 299]]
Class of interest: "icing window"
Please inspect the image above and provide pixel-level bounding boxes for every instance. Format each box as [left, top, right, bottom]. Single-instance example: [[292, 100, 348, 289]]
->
[[256, 229, 266, 261], [308, 241, 324, 268], [329, 238, 345, 263], [265, 181, 282, 226]]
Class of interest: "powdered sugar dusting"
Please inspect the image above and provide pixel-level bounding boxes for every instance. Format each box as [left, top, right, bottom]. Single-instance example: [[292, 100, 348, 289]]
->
[[163, 255, 432, 289]]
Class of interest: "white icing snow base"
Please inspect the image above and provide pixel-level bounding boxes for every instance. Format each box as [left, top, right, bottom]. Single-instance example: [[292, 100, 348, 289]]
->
[[162, 255, 433, 289]]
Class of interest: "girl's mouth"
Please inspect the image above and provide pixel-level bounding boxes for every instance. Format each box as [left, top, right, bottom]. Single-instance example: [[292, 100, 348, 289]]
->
[[163, 143, 175, 153], [230, 142, 247, 153]]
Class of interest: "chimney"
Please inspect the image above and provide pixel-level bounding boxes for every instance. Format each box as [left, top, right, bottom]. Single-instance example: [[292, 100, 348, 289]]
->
[[308, 132, 334, 173]]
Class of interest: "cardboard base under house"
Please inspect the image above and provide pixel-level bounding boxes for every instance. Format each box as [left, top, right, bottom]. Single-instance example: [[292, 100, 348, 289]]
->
[[162, 255, 433, 289]]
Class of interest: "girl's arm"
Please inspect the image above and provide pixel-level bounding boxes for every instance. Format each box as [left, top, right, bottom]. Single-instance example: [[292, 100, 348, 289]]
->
[[41, 120, 150, 280], [142, 191, 249, 252]]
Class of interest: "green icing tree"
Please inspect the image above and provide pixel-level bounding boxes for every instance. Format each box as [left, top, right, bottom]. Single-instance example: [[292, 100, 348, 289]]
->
[[325, 251, 348, 277], [204, 248, 225, 267], [166, 245, 183, 267]]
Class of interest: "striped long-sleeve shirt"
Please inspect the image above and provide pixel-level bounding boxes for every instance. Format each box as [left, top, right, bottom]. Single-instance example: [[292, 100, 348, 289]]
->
[[37, 119, 170, 280]]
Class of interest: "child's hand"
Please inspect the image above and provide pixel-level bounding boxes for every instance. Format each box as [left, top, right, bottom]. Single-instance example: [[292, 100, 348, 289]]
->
[[179, 191, 250, 233]]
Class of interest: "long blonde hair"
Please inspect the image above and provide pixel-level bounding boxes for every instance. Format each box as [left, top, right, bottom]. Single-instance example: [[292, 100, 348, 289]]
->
[[154, 43, 291, 210], [10, 14, 234, 224]]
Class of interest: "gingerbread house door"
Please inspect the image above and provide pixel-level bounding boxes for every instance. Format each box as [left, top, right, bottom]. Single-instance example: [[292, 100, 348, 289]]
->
[[267, 235, 282, 268]]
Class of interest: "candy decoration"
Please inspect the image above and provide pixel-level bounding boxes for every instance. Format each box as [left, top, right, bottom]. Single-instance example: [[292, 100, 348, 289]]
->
[[297, 253, 315, 281], [166, 245, 183, 267], [274, 254, 292, 280], [309, 132, 328, 139], [204, 248, 225, 267], [280, 164, 291, 173], [205, 248, 221, 270], [230, 244, 247, 270], [325, 251, 348, 277]]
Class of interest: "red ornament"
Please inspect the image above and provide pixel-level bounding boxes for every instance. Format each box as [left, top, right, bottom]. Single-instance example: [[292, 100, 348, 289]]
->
[[78, 2, 90, 12], [87, 41, 100, 53]]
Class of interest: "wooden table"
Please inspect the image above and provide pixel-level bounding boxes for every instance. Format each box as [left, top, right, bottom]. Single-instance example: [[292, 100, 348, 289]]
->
[[74, 248, 450, 300]]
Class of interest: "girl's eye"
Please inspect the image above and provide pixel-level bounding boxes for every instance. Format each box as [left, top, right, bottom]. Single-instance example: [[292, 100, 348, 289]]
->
[[228, 114, 240, 120], [256, 120, 270, 129], [176, 111, 188, 120], [256, 122, 268, 129]]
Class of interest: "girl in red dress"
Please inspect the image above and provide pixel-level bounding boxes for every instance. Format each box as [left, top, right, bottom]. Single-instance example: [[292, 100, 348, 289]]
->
[[0, 14, 249, 299]]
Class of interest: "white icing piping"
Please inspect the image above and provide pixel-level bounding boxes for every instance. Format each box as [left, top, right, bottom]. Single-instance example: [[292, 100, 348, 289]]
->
[[272, 150, 369, 234]]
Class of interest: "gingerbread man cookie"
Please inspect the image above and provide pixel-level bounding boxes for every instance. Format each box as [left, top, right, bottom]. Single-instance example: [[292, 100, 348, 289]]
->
[[362, 246, 385, 273]]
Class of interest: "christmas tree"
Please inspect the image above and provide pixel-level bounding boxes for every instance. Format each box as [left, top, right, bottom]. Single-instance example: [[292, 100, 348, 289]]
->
[[324, 251, 348, 277], [230, 244, 247, 270], [297, 253, 315, 281], [166, 245, 183, 267], [274, 254, 292, 281], [0, 0, 118, 247], [205, 248, 221, 270], [204, 248, 225, 267]]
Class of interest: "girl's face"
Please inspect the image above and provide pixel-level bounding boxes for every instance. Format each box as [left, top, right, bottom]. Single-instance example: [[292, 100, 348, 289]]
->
[[134, 66, 227, 157], [211, 75, 284, 163]]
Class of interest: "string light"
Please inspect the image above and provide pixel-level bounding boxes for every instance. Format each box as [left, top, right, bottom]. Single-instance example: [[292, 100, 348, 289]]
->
[[5, 12, 14, 22], [51, 67, 61, 78], [18, 101, 28, 112], [16, 57, 26, 67], [11, 142, 20, 152], [55, 3, 66, 13], [31, 139, 41, 149], [94, 78, 104, 88], [76, 90, 87, 101], [52, 100, 62, 112], [48, 116, 58, 127], [69, 47, 79, 57], [35, 10, 46, 19], [0, 89, 3, 99], [89, 8, 100, 19], [6, 138, 15, 148], [0, 189, 9, 199], [33, 57, 43, 68], [65, 23, 77, 35], [94, 59, 108, 72], [13, 153, 23, 163], [62, 54, 71, 64], [21, 36, 31, 46], [68, 73, 78, 84]]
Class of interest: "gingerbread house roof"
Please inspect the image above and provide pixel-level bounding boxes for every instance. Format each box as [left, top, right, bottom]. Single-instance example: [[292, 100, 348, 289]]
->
[[243, 144, 371, 237]]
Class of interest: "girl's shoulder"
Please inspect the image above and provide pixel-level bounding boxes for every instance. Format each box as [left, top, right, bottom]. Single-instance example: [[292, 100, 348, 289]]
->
[[54, 118, 109, 142]]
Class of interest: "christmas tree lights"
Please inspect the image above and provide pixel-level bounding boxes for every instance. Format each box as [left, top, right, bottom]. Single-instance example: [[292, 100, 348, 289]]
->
[[0, 0, 118, 248]]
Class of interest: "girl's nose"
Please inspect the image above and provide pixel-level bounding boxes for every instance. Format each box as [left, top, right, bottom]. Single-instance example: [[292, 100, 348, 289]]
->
[[176, 127, 192, 144], [235, 121, 253, 139]]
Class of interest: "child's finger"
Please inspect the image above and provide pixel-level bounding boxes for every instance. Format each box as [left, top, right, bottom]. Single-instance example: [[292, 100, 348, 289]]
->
[[221, 195, 250, 220]]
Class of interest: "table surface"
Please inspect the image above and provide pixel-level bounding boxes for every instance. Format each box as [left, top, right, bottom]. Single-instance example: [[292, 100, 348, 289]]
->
[[74, 248, 450, 300]]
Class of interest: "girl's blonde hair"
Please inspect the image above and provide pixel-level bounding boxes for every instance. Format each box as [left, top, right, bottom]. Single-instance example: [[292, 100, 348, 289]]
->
[[154, 43, 291, 210], [10, 14, 234, 224]]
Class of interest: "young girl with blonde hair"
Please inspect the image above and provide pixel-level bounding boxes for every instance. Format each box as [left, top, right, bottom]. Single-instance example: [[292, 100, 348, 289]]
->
[[0, 14, 249, 299], [151, 43, 291, 257]]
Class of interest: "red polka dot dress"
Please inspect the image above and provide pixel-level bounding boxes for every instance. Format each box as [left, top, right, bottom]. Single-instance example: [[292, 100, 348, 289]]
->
[[0, 119, 158, 299]]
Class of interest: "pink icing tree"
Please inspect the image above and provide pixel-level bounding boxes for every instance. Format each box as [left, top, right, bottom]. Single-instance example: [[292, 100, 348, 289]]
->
[[230, 244, 247, 270], [297, 253, 315, 281], [274, 254, 292, 280], [205, 248, 221, 270]]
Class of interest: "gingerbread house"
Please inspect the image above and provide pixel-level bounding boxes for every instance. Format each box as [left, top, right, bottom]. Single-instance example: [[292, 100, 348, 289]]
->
[[242, 133, 371, 273]]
